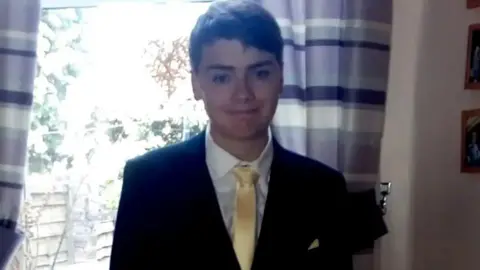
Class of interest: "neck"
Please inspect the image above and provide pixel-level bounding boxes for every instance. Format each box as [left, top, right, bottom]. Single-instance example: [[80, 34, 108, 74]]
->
[[210, 129, 269, 162]]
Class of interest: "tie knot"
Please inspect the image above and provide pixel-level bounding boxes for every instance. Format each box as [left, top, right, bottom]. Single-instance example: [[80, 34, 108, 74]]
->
[[233, 166, 259, 187]]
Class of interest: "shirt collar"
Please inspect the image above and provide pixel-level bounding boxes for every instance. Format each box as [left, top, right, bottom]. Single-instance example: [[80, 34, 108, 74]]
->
[[205, 125, 274, 180]]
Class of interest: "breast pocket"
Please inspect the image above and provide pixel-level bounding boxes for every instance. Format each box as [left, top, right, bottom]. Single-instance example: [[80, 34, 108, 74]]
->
[[304, 238, 353, 270], [303, 238, 323, 268]]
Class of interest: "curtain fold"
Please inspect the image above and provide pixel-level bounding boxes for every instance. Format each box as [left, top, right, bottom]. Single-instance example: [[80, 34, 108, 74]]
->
[[258, 0, 392, 269], [0, 0, 41, 268]]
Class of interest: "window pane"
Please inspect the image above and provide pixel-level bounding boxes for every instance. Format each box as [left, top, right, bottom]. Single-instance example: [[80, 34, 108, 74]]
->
[[25, 3, 209, 269]]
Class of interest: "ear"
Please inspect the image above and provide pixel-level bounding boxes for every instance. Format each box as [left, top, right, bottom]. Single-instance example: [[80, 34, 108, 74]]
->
[[278, 61, 284, 95], [191, 72, 203, 101], [278, 72, 284, 95]]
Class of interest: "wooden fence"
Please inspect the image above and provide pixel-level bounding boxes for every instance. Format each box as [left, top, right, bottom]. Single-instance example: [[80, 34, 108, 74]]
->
[[11, 177, 117, 270]]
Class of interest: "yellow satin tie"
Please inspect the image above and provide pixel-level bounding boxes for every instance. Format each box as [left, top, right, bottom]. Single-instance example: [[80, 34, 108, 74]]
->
[[232, 166, 259, 270]]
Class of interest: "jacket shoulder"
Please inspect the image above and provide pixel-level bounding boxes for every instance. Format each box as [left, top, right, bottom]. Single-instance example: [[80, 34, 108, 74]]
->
[[120, 139, 200, 199], [284, 149, 344, 180], [126, 138, 199, 171]]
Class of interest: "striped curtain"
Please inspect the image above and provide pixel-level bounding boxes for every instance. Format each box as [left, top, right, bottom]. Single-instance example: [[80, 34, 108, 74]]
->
[[0, 0, 41, 268], [258, 0, 392, 269]]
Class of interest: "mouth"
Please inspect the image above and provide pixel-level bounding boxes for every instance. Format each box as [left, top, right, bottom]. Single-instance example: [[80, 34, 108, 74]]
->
[[230, 109, 258, 115], [227, 109, 259, 120]]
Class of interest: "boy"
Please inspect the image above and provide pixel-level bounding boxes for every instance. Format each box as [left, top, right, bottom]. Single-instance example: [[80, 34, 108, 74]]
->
[[110, 1, 352, 269]]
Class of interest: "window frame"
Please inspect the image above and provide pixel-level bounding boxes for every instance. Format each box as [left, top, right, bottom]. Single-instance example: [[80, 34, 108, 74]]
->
[[41, 0, 212, 9]]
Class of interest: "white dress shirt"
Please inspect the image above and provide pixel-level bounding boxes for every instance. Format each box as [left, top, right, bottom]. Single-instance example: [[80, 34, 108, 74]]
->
[[206, 128, 273, 240]]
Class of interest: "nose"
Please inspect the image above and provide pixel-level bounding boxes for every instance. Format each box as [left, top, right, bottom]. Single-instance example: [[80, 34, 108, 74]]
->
[[233, 77, 254, 101]]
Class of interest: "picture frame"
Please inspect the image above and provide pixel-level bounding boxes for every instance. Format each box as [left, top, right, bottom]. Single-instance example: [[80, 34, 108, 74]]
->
[[465, 24, 480, 89], [467, 0, 480, 9], [461, 109, 480, 173]]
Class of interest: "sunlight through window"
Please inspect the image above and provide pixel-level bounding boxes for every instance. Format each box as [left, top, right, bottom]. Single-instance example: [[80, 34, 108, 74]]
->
[[24, 2, 209, 269]]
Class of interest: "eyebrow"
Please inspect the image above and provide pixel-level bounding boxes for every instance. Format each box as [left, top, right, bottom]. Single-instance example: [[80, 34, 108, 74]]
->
[[206, 60, 275, 71], [247, 60, 274, 70]]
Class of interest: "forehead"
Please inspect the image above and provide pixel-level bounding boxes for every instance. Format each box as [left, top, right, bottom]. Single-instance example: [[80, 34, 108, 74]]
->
[[199, 39, 276, 69]]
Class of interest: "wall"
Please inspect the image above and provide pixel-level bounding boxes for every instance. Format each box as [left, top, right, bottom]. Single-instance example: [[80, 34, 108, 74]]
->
[[380, 0, 480, 269]]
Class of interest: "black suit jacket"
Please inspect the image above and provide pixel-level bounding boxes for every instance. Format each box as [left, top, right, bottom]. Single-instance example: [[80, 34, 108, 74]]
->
[[110, 132, 353, 270]]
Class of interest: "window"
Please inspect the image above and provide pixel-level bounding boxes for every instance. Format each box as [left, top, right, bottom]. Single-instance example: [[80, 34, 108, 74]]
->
[[20, 1, 210, 269]]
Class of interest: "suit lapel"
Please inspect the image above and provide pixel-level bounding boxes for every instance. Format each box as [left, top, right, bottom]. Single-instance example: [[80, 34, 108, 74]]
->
[[252, 139, 311, 269], [182, 132, 240, 269], [253, 139, 288, 267]]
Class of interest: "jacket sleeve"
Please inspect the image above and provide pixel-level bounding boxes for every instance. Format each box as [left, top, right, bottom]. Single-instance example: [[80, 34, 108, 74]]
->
[[0, 184, 24, 269], [110, 154, 175, 270], [348, 189, 388, 253], [0, 223, 23, 269], [307, 167, 354, 270], [330, 171, 354, 269], [109, 160, 148, 270]]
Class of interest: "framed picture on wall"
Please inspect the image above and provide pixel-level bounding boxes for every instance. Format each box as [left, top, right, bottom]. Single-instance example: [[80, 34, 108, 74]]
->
[[465, 24, 480, 89], [461, 109, 480, 173], [467, 0, 480, 9]]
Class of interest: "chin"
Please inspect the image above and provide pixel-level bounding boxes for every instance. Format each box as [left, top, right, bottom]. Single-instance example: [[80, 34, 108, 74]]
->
[[226, 126, 267, 140], [210, 118, 269, 140], [229, 131, 260, 140]]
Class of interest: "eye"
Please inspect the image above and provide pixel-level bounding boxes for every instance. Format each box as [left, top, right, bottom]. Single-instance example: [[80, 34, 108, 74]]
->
[[256, 69, 271, 79], [212, 74, 230, 84]]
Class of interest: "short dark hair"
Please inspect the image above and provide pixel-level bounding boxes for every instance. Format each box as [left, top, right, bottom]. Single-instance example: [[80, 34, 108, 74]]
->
[[189, 0, 284, 72]]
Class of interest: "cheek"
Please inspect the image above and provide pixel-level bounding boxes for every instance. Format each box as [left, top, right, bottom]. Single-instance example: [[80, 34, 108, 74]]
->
[[202, 90, 231, 113], [255, 85, 281, 106], [253, 78, 282, 95], [261, 99, 278, 118]]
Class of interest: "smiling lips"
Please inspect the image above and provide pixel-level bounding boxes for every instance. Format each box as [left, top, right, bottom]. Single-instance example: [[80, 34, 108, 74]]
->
[[231, 108, 257, 113], [229, 109, 258, 118]]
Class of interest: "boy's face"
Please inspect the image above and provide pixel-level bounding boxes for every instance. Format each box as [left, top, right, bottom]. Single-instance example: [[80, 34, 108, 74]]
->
[[192, 39, 283, 140]]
